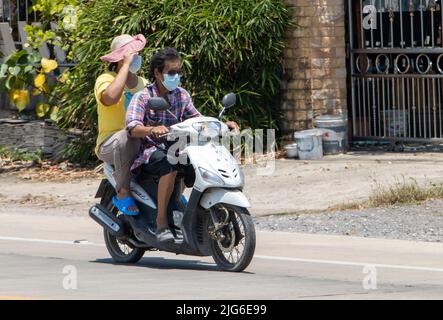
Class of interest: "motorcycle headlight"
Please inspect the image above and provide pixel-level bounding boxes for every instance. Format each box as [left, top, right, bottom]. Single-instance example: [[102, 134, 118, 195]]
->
[[193, 121, 221, 139], [198, 167, 224, 186]]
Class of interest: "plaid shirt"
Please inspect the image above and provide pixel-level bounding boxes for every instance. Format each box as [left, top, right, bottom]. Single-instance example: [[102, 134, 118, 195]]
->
[[126, 82, 201, 171]]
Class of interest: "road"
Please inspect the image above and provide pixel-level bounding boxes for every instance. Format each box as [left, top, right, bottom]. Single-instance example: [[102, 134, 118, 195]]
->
[[0, 212, 442, 300]]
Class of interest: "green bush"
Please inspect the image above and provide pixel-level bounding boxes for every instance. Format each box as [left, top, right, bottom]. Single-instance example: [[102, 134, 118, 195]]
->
[[0, 146, 44, 163], [60, 134, 96, 165], [56, 0, 291, 161]]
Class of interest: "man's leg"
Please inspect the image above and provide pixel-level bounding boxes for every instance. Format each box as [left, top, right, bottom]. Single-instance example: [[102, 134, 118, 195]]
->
[[142, 150, 178, 241], [156, 170, 178, 230]]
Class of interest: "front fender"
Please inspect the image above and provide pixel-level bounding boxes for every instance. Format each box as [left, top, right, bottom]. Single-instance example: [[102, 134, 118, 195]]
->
[[200, 188, 251, 209]]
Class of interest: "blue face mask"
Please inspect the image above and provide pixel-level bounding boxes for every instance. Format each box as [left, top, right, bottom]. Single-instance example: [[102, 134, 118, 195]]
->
[[129, 55, 142, 74], [162, 73, 181, 92]]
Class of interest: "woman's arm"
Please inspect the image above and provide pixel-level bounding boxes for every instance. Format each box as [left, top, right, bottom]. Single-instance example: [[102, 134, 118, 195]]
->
[[101, 52, 136, 106]]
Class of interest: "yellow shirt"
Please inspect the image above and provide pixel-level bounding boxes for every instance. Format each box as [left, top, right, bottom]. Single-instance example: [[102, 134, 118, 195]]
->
[[94, 72, 148, 156]]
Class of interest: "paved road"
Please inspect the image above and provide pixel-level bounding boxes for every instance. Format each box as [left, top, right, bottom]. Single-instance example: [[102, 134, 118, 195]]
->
[[0, 212, 442, 300]]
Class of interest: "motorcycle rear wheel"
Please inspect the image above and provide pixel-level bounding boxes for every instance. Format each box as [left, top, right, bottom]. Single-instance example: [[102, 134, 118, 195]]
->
[[101, 190, 145, 264], [208, 204, 256, 272]]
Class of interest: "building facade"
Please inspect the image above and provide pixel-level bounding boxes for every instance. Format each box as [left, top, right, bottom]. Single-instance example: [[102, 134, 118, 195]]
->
[[282, 0, 347, 138], [282, 0, 443, 144]]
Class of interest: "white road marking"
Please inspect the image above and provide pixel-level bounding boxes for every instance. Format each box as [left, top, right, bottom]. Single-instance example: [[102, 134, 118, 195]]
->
[[1, 235, 442, 273], [0, 236, 105, 247], [255, 255, 443, 273]]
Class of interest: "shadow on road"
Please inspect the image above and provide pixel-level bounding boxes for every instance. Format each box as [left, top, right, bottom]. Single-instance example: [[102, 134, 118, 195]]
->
[[92, 256, 220, 272], [92, 257, 255, 274]]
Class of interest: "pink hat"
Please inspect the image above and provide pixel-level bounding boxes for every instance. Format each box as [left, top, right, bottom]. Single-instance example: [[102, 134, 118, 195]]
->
[[100, 34, 147, 63]]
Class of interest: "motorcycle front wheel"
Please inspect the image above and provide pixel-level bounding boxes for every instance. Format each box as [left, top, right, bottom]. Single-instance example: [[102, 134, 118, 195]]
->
[[208, 204, 256, 272]]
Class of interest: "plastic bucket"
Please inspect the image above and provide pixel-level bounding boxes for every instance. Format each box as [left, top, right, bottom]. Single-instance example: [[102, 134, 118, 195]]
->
[[293, 129, 323, 160], [284, 143, 298, 158], [314, 115, 348, 155]]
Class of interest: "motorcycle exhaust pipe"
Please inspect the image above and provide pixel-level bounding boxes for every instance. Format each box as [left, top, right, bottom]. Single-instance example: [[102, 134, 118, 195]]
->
[[89, 204, 126, 237]]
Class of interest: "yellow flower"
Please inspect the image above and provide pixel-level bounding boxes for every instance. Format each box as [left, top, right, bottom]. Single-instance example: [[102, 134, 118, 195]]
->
[[50, 106, 60, 121], [41, 58, 58, 73], [32, 88, 41, 96], [36, 103, 51, 118], [59, 72, 69, 84], [8, 89, 30, 112], [34, 73, 46, 88], [7, 90, 17, 101]]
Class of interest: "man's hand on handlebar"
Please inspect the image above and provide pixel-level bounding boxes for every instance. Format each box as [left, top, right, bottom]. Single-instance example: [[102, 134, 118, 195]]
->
[[225, 121, 240, 134], [151, 125, 169, 138]]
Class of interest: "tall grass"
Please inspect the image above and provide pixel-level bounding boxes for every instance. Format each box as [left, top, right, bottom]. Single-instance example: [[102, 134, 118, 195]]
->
[[329, 177, 443, 212], [368, 177, 443, 207], [55, 0, 292, 162]]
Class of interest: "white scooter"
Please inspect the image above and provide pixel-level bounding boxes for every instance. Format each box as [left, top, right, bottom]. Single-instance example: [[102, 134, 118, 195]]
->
[[90, 93, 256, 272]]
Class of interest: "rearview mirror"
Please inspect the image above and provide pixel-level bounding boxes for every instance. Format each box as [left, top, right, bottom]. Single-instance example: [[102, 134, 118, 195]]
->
[[218, 93, 236, 119], [221, 92, 236, 109], [148, 97, 169, 111]]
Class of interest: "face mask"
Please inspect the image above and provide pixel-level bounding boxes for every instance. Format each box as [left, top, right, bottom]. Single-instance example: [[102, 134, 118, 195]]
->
[[162, 73, 181, 92], [129, 55, 142, 74]]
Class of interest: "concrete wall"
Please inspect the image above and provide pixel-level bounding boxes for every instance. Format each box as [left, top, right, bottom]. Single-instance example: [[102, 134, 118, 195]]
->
[[0, 120, 67, 158], [281, 0, 348, 138]]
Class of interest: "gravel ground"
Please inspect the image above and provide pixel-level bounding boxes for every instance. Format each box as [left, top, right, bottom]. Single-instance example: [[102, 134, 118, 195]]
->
[[254, 200, 443, 243]]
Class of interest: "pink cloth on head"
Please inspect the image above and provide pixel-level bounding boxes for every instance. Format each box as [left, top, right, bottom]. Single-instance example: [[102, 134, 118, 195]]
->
[[100, 34, 147, 62]]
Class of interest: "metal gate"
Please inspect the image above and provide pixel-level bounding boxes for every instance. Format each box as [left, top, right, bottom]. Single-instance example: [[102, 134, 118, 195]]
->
[[1, 0, 38, 43], [348, 0, 443, 142]]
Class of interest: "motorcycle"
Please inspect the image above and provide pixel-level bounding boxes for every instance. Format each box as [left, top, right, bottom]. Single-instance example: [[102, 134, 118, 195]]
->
[[89, 93, 256, 272]]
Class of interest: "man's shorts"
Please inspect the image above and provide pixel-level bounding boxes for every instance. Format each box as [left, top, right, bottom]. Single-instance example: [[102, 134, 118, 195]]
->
[[141, 149, 178, 178]]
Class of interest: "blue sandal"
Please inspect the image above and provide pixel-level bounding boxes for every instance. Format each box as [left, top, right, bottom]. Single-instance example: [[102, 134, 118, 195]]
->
[[112, 195, 140, 216]]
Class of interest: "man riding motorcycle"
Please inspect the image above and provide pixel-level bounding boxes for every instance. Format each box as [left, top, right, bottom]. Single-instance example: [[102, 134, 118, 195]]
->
[[125, 47, 239, 242]]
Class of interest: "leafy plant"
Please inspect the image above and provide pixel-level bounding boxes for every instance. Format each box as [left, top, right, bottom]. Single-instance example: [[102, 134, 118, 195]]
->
[[56, 0, 291, 161], [24, 0, 80, 54], [60, 133, 96, 165], [0, 146, 44, 163], [0, 50, 61, 119], [0, 0, 80, 120]]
